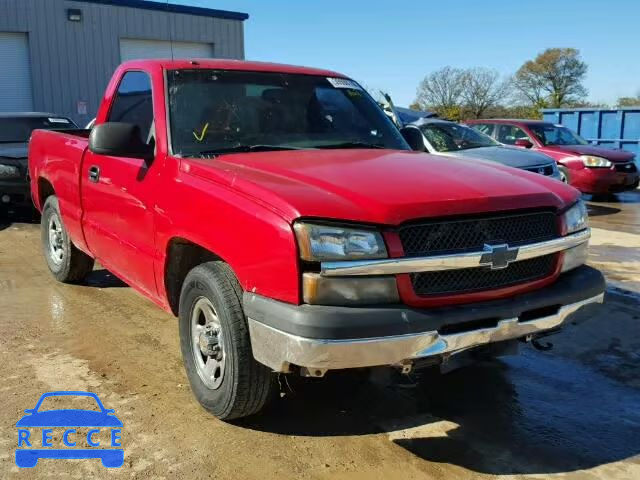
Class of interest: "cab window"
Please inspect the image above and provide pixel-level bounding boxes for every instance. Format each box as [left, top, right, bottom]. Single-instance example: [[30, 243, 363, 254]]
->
[[108, 71, 154, 143], [496, 124, 530, 145], [472, 123, 494, 137]]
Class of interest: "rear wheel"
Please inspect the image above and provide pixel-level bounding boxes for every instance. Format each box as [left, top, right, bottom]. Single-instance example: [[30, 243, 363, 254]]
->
[[179, 261, 276, 420], [41, 196, 94, 283]]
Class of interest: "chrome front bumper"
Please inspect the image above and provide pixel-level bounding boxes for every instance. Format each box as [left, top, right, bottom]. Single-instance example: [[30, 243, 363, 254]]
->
[[248, 293, 604, 374]]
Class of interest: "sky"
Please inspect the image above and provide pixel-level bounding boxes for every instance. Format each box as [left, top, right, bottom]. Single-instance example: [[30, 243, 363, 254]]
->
[[172, 0, 640, 107]]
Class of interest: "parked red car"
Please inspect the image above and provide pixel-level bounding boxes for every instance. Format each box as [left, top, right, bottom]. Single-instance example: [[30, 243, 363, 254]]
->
[[29, 60, 604, 420], [467, 119, 639, 194]]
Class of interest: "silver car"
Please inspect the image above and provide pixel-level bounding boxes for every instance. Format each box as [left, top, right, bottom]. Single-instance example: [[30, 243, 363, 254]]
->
[[409, 118, 562, 181]]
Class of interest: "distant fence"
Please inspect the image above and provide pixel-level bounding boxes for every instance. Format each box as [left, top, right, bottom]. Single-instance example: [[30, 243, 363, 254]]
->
[[541, 108, 640, 156]]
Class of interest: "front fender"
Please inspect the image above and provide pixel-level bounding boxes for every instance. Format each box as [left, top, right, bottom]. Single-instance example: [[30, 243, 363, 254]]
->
[[155, 170, 301, 307]]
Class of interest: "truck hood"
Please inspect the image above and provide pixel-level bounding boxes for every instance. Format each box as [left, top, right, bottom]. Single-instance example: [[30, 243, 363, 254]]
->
[[183, 149, 579, 225], [444, 146, 554, 168], [0, 142, 28, 160], [544, 144, 635, 162]]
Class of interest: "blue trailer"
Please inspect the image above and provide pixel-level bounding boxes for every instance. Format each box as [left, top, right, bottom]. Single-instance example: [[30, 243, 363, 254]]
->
[[541, 108, 640, 156]]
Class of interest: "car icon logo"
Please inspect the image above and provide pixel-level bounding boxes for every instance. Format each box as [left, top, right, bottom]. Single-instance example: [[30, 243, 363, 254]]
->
[[15, 391, 123, 468]]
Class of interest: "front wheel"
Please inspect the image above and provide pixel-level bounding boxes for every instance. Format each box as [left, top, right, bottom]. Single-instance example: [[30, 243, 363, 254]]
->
[[41, 196, 94, 283], [179, 262, 276, 420]]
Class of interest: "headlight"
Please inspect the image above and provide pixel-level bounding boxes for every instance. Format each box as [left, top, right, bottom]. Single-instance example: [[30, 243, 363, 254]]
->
[[563, 200, 589, 234], [0, 164, 20, 179], [294, 222, 388, 261], [581, 155, 612, 168]]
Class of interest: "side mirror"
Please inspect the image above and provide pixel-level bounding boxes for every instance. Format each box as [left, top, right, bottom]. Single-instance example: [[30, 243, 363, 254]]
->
[[24, 409, 34, 414], [400, 126, 426, 152], [89, 122, 154, 160], [515, 138, 533, 148]]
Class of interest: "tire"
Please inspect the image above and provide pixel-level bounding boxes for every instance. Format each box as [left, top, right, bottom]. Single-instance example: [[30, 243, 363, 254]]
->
[[41, 196, 94, 283], [558, 166, 570, 184], [179, 261, 276, 420]]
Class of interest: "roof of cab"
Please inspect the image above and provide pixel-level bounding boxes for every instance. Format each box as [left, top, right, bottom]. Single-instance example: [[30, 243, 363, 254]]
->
[[0, 112, 72, 118], [118, 59, 348, 79]]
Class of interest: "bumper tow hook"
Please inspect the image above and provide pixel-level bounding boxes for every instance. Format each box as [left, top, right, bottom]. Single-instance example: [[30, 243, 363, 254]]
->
[[531, 338, 554, 351]]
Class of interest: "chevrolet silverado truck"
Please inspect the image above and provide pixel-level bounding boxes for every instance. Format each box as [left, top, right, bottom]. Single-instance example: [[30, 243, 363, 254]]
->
[[29, 60, 605, 420]]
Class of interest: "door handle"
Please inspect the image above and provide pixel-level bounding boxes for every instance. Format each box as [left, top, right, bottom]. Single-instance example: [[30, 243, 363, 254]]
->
[[88, 166, 100, 183]]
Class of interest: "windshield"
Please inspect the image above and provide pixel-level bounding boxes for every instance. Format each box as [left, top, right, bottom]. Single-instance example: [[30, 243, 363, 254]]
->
[[0, 116, 76, 143], [528, 124, 589, 146], [418, 122, 498, 152], [167, 69, 409, 157]]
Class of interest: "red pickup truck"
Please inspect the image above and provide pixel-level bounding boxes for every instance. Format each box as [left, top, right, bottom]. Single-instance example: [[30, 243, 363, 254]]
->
[[29, 60, 605, 420]]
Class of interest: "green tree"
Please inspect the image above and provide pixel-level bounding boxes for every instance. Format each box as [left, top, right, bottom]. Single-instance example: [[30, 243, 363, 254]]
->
[[514, 48, 588, 108], [617, 94, 640, 107]]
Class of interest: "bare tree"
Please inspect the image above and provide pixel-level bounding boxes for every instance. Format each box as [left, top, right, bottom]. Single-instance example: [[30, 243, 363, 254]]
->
[[414, 66, 466, 119], [514, 48, 587, 108], [461, 68, 512, 118]]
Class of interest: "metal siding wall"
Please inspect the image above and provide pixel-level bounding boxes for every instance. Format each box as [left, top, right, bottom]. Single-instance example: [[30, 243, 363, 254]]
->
[[0, 0, 244, 124], [623, 112, 640, 140], [579, 112, 597, 140], [601, 112, 619, 140], [559, 112, 579, 132]]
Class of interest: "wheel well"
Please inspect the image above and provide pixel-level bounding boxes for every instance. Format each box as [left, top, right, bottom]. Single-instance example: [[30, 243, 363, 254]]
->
[[165, 239, 222, 315], [37, 178, 55, 209]]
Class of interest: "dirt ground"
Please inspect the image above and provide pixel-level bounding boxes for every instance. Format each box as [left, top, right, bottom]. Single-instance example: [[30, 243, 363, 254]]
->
[[1, 191, 639, 480]]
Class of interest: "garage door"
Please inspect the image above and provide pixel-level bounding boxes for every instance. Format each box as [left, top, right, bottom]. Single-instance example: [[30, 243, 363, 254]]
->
[[120, 39, 214, 62], [0, 32, 34, 112]]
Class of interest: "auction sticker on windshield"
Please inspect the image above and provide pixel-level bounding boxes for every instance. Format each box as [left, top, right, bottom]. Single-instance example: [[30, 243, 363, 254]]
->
[[326, 77, 362, 90], [15, 391, 123, 468]]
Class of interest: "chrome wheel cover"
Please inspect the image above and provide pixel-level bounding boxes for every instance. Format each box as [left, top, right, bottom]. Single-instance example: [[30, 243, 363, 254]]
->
[[48, 213, 65, 265], [191, 296, 226, 389]]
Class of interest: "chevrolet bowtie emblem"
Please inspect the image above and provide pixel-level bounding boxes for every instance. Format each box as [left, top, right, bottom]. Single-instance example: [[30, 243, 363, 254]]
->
[[480, 243, 519, 270]]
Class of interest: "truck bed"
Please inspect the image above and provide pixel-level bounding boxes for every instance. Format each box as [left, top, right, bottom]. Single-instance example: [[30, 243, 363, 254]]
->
[[28, 129, 92, 253]]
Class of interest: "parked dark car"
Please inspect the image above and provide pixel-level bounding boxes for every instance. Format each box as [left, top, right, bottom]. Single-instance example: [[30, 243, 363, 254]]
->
[[467, 119, 639, 194], [409, 118, 562, 180], [0, 113, 77, 211]]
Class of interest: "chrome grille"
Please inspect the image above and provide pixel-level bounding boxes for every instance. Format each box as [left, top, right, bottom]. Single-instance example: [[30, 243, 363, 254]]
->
[[615, 162, 637, 173], [399, 211, 559, 297], [524, 164, 555, 176], [399, 211, 558, 257], [410, 254, 557, 296]]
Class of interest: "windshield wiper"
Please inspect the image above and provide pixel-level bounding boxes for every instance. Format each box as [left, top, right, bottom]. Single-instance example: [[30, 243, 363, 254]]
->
[[457, 143, 492, 150], [315, 141, 385, 150], [192, 144, 305, 158]]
